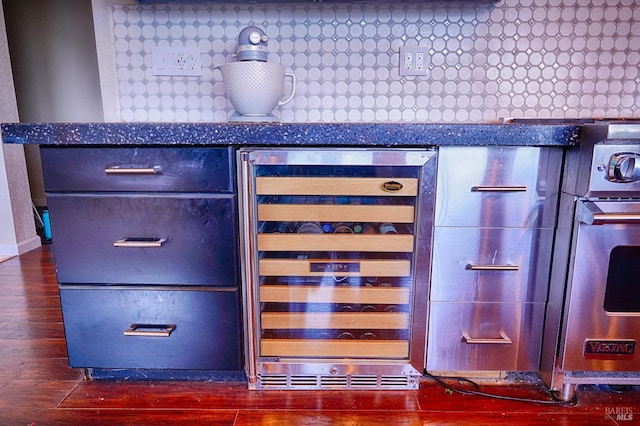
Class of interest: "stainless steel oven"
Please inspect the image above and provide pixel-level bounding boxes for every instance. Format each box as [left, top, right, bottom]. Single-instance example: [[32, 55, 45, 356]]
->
[[541, 122, 640, 401]]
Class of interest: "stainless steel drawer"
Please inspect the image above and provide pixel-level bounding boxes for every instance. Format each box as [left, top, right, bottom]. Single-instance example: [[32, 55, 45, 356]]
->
[[41, 146, 234, 193], [435, 147, 562, 227], [426, 302, 544, 372], [60, 286, 241, 370], [430, 227, 553, 303], [48, 194, 237, 286]]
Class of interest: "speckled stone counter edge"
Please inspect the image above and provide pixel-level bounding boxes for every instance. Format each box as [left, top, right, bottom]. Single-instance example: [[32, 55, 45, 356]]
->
[[0, 122, 580, 147]]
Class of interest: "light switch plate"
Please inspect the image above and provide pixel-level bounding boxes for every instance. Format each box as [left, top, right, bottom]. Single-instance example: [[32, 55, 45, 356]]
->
[[399, 46, 428, 77], [152, 46, 202, 76]]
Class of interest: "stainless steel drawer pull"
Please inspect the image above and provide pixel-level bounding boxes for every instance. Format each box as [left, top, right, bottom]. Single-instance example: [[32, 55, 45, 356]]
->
[[124, 323, 176, 337], [471, 185, 527, 192], [462, 331, 512, 345], [105, 166, 162, 175], [465, 263, 519, 271], [113, 238, 167, 248]]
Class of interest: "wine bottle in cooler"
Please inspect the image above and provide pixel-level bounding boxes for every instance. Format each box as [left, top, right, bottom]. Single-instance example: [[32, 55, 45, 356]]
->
[[273, 221, 291, 233], [296, 221, 322, 234], [379, 223, 398, 234], [360, 223, 377, 234], [333, 223, 354, 234], [337, 330, 356, 340], [360, 331, 378, 340], [319, 196, 335, 233]]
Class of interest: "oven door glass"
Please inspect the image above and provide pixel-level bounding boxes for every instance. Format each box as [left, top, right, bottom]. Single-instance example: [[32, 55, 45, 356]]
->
[[604, 246, 640, 313]]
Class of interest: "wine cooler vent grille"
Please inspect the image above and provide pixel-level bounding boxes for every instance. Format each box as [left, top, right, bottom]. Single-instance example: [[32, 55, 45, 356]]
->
[[256, 374, 418, 390]]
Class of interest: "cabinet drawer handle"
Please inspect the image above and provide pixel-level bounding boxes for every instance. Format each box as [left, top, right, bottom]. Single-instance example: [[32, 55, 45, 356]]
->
[[124, 323, 176, 337], [465, 263, 519, 271], [471, 185, 527, 192], [462, 331, 512, 345], [113, 238, 167, 248], [105, 166, 162, 175]]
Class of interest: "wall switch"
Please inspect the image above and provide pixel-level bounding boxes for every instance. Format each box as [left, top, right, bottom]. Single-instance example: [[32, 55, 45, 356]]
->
[[399, 46, 428, 76], [152, 46, 202, 76]]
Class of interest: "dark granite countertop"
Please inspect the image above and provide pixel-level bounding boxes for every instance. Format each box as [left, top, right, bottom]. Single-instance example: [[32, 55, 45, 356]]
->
[[0, 122, 580, 147]]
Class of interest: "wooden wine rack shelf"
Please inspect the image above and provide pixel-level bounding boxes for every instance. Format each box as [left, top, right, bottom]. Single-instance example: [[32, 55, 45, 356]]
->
[[259, 285, 411, 305], [261, 312, 410, 330], [258, 259, 412, 277], [256, 177, 418, 196], [258, 234, 414, 252], [258, 204, 415, 223], [261, 339, 409, 358]]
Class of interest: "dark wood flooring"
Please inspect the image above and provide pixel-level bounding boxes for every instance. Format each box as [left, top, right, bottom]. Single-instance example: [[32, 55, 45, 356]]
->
[[1, 246, 639, 425]]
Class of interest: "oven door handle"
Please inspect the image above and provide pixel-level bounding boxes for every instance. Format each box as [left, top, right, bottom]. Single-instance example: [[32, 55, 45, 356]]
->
[[577, 201, 640, 225]]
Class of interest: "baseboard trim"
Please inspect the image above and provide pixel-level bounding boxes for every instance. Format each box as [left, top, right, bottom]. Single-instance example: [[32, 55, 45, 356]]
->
[[0, 235, 42, 256], [18, 235, 42, 254]]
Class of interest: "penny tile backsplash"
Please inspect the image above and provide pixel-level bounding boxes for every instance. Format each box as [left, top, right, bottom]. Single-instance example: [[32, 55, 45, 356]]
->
[[108, 0, 640, 123]]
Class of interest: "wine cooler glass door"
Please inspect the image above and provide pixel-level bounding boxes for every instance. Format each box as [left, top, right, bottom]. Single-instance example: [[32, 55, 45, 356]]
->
[[239, 149, 436, 390]]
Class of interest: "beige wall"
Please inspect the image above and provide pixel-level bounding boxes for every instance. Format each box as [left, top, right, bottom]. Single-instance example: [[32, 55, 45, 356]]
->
[[0, 1, 39, 255], [3, 0, 104, 207]]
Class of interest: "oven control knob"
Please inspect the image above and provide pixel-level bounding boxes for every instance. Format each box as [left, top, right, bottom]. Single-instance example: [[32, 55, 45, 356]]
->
[[608, 152, 640, 182]]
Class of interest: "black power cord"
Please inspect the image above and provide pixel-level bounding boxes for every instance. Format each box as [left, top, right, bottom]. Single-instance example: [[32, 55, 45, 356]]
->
[[423, 371, 578, 407]]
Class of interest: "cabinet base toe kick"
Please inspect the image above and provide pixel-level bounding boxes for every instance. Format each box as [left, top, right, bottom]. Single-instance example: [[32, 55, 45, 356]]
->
[[86, 368, 247, 382]]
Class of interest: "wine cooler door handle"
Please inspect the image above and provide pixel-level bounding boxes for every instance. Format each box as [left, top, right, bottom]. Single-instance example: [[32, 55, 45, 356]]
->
[[105, 166, 162, 175], [462, 331, 512, 345], [471, 185, 527, 192], [113, 238, 167, 248], [124, 323, 176, 337], [465, 263, 519, 271]]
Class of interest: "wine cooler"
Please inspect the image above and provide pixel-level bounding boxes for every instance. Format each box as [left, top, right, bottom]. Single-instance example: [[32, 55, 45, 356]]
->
[[238, 148, 436, 390]]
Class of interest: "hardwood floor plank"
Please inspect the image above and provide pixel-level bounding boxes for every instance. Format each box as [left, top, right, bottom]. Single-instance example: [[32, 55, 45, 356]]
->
[[1, 283, 60, 296], [0, 307, 63, 322], [234, 410, 622, 425], [234, 410, 426, 426], [0, 319, 65, 339], [0, 337, 68, 358], [58, 381, 246, 409], [0, 409, 238, 426], [417, 380, 640, 419], [0, 358, 83, 381], [59, 380, 420, 411], [0, 380, 79, 411], [417, 380, 571, 413], [0, 294, 62, 310]]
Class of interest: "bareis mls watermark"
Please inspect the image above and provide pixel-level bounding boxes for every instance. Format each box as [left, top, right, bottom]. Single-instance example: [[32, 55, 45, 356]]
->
[[605, 406, 634, 422]]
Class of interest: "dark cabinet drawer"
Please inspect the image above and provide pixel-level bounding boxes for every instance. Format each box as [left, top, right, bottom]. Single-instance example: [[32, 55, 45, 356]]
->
[[41, 147, 234, 193], [60, 286, 241, 370], [48, 194, 237, 286]]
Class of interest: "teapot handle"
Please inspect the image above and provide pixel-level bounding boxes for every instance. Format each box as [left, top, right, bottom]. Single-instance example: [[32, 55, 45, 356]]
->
[[278, 73, 296, 106]]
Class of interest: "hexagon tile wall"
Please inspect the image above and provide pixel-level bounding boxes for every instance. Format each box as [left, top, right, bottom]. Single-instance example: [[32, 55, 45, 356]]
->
[[110, 0, 640, 123]]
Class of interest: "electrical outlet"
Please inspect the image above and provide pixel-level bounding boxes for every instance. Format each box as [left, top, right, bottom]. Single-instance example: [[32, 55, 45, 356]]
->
[[415, 52, 425, 70], [404, 51, 413, 70], [152, 46, 202, 76], [399, 46, 428, 76]]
